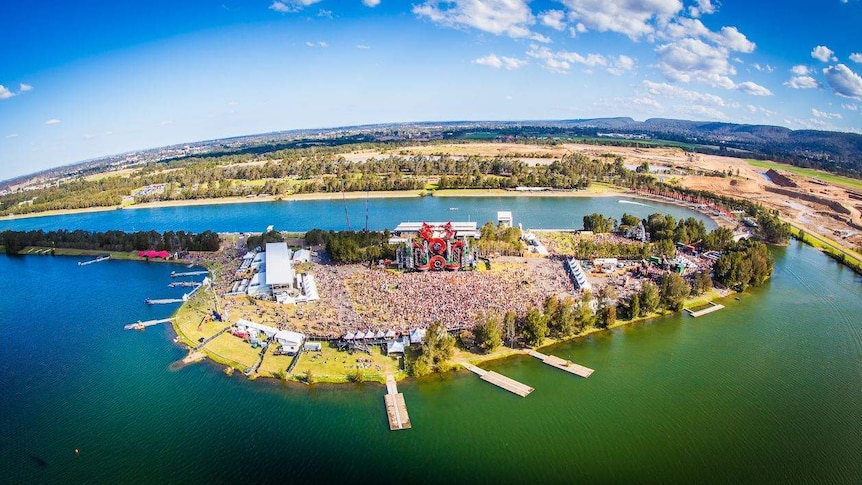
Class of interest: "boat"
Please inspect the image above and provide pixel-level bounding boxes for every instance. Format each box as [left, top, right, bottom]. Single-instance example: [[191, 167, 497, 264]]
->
[[449, 207, 459, 211]]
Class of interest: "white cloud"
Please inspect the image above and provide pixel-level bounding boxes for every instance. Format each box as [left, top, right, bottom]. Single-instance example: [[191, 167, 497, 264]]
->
[[527, 44, 628, 75], [0, 85, 12, 100], [160, 120, 173, 125], [745, 105, 775, 116], [823, 64, 862, 98], [850, 53, 862, 63], [607, 55, 636, 75], [791, 64, 811, 76], [269, 0, 321, 13], [560, 0, 683, 40], [655, 37, 737, 88], [539, 10, 566, 31], [785, 76, 820, 89], [5, 133, 18, 138], [632, 96, 663, 110], [842, 103, 859, 111], [688, 0, 716, 18], [18, 83, 33, 92], [811, 45, 837, 63], [642, 80, 728, 106], [228, 101, 239, 106], [680, 104, 728, 120], [736, 81, 772, 96], [811, 108, 842, 119], [45, 119, 61, 125], [356, 44, 371, 49], [317, 9, 333, 18], [413, 0, 537, 40], [473, 53, 528, 70], [753, 63, 774, 73], [362, 0, 381, 6], [306, 41, 328, 48]]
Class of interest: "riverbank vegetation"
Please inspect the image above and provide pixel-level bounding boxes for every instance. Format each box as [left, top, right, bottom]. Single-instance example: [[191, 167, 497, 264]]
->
[[1, 229, 220, 255]]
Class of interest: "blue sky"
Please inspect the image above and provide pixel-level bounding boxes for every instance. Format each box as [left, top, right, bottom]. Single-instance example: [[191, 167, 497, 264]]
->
[[1, 0, 861, 181]]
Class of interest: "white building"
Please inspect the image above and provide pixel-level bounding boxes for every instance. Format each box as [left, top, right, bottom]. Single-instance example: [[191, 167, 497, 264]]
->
[[264, 242, 295, 291], [497, 211, 513, 228], [274, 330, 305, 355]]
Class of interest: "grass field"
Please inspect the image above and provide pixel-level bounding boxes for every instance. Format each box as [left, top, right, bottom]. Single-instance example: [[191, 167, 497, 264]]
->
[[745, 159, 862, 191]]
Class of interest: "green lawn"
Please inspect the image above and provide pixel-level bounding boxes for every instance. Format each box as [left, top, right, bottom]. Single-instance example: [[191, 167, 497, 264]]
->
[[745, 159, 862, 191]]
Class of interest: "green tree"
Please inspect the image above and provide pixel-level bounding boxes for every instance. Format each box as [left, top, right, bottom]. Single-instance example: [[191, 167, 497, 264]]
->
[[640, 281, 660, 314], [504, 310, 517, 347], [597, 305, 616, 329], [659, 272, 691, 311], [692, 271, 713, 295], [629, 293, 641, 319], [521, 308, 549, 347], [473, 313, 502, 353]]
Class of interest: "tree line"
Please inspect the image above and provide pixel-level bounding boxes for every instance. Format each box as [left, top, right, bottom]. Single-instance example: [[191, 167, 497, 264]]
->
[[1, 229, 221, 255]]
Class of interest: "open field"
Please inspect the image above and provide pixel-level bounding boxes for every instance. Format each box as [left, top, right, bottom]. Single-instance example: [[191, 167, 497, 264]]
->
[[745, 159, 862, 191]]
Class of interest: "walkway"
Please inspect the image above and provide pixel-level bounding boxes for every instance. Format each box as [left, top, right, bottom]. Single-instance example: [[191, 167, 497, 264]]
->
[[525, 350, 594, 378], [686, 302, 725, 317], [384, 374, 411, 430], [460, 362, 534, 397]]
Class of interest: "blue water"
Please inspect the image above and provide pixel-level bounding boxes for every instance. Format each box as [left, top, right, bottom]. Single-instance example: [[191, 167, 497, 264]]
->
[[0, 196, 714, 233], [2, 197, 859, 484]]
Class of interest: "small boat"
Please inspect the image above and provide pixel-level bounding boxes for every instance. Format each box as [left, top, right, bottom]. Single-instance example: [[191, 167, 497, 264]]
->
[[449, 207, 459, 211]]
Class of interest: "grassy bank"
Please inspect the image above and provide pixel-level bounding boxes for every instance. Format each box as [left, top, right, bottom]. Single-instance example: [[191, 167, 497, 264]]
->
[[787, 225, 862, 275], [745, 159, 862, 191], [14, 246, 193, 264], [458, 287, 730, 368]]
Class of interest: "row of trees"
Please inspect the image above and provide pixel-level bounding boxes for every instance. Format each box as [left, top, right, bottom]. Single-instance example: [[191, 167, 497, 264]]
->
[[476, 222, 523, 256], [1, 229, 221, 255], [303, 229, 397, 263]]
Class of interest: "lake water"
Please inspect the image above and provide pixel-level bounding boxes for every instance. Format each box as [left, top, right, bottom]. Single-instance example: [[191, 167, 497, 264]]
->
[[1, 198, 860, 483], [0, 195, 713, 233]]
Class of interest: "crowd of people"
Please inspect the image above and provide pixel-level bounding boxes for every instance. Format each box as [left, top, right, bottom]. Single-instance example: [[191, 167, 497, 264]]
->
[[342, 261, 570, 331]]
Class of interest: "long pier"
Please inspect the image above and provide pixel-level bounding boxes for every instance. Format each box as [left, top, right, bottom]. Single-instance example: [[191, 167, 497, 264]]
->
[[526, 350, 594, 378], [171, 270, 208, 278], [384, 374, 411, 430], [461, 362, 534, 397], [123, 318, 174, 330], [146, 298, 185, 305], [78, 255, 110, 266], [168, 281, 200, 288], [686, 302, 725, 318]]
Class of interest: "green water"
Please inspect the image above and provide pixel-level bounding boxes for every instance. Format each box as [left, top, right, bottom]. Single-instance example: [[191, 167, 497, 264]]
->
[[1, 242, 860, 483]]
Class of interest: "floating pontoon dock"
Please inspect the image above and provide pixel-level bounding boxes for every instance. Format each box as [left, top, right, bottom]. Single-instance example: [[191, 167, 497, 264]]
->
[[168, 281, 200, 288], [123, 318, 174, 330], [686, 302, 725, 318], [170, 271, 208, 278], [526, 350, 594, 378], [145, 298, 185, 305], [384, 374, 411, 430], [78, 255, 110, 266], [460, 362, 534, 397]]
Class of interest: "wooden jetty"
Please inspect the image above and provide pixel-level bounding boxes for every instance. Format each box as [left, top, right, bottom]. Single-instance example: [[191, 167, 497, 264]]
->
[[526, 350, 594, 378], [123, 317, 174, 330], [145, 298, 185, 305], [460, 362, 533, 397], [168, 281, 200, 288], [78, 255, 110, 266], [384, 374, 411, 430], [686, 302, 725, 318], [170, 270, 208, 278]]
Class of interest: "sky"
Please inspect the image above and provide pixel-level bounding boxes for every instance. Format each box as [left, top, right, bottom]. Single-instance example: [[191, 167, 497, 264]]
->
[[1, 0, 861, 181]]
